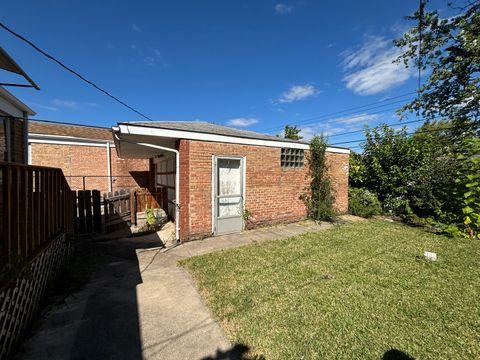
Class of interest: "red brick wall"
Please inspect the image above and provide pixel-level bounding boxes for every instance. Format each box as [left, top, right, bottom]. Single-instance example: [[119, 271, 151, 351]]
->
[[30, 143, 150, 194], [11, 120, 25, 163], [0, 118, 26, 163], [326, 152, 350, 213], [0, 118, 6, 162], [178, 140, 349, 241]]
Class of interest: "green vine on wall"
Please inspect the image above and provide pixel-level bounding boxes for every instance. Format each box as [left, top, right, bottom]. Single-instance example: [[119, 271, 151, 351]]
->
[[302, 135, 336, 222]]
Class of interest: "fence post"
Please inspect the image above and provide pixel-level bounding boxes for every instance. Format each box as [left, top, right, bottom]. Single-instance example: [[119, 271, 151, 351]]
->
[[92, 190, 101, 233]]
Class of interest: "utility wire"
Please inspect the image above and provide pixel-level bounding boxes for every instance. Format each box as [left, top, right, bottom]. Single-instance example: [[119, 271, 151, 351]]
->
[[0, 22, 152, 120], [30, 118, 110, 129], [260, 92, 416, 133], [328, 118, 428, 138], [330, 124, 467, 146]]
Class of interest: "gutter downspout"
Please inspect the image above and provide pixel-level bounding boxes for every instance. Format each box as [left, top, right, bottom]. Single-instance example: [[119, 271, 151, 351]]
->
[[23, 111, 28, 164], [113, 132, 180, 242], [106, 142, 112, 193]]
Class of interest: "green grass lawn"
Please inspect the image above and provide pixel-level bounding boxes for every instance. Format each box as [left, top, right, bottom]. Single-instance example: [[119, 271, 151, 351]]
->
[[181, 220, 480, 359]]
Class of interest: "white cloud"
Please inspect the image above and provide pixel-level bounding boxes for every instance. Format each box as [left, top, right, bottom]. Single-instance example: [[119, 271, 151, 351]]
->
[[334, 113, 380, 124], [130, 44, 160, 66], [274, 3, 293, 14], [132, 23, 141, 32], [342, 35, 414, 95], [227, 118, 258, 127], [30, 103, 58, 112], [52, 99, 78, 109], [297, 113, 381, 140], [278, 84, 318, 103]]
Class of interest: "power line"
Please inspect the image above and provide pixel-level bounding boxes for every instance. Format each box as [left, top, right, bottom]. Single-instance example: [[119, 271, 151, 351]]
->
[[30, 118, 110, 129], [260, 92, 416, 133], [330, 123, 465, 146], [0, 22, 152, 120], [328, 118, 428, 138]]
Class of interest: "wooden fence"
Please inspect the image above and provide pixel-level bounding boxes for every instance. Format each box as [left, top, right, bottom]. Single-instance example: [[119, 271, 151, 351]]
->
[[0, 162, 75, 273], [72, 188, 164, 234], [74, 190, 102, 234], [131, 188, 162, 225]]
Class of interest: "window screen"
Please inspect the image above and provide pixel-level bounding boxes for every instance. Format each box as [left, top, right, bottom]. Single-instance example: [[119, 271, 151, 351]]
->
[[281, 148, 304, 168]]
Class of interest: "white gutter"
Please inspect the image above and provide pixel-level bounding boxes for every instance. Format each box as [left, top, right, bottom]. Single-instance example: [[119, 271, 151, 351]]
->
[[23, 111, 28, 164], [116, 123, 350, 154], [106, 142, 112, 193], [113, 132, 180, 242]]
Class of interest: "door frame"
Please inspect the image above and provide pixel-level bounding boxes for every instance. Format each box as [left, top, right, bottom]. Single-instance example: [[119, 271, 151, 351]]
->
[[212, 155, 246, 235]]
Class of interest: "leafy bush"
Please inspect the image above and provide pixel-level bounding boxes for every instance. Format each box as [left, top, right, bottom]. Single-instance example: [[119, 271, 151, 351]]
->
[[348, 188, 382, 218], [350, 120, 479, 238], [145, 208, 157, 231]]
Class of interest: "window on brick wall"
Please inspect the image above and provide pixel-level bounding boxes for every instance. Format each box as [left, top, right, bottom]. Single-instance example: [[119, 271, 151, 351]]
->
[[281, 148, 304, 168]]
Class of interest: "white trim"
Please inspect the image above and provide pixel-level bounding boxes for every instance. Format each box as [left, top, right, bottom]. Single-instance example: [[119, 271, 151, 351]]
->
[[0, 86, 36, 116], [106, 142, 112, 192], [325, 147, 350, 154], [211, 155, 215, 234], [118, 124, 310, 150], [28, 138, 116, 148], [117, 124, 350, 153], [29, 132, 114, 145], [242, 156, 246, 230], [28, 142, 32, 165]]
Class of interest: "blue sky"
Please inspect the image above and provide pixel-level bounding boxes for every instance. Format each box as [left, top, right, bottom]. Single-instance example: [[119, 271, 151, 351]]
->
[[1, 0, 451, 149]]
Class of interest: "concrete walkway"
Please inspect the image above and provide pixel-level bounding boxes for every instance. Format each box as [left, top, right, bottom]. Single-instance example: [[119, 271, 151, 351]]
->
[[16, 220, 334, 360]]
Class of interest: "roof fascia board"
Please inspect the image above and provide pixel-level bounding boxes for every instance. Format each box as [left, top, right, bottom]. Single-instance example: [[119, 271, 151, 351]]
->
[[118, 123, 310, 150], [29, 133, 115, 146], [0, 86, 36, 116], [117, 124, 350, 153]]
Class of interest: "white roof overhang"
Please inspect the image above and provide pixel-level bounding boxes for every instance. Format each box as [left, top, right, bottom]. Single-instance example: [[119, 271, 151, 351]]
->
[[112, 123, 350, 158]]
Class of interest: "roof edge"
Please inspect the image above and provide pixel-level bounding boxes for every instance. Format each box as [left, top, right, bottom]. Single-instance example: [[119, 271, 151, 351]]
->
[[0, 86, 36, 116], [117, 121, 310, 145], [117, 122, 351, 152]]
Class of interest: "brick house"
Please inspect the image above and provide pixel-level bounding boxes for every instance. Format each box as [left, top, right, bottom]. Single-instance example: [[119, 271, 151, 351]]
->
[[29, 121, 150, 194], [0, 86, 36, 164], [113, 121, 350, 242]]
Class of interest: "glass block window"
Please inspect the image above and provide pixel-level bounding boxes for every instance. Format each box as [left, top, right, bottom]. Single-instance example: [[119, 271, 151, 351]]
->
[[281, 148, 304, 168]]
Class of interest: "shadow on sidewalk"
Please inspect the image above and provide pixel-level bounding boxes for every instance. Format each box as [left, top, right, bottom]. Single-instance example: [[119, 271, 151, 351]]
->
[[17, 233, 163, 360]]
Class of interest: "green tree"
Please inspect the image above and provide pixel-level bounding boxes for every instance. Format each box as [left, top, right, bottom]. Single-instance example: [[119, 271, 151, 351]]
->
[[283, 125, 303, 140], [394, 0, 480, 131], [361, 124, 421, 214]]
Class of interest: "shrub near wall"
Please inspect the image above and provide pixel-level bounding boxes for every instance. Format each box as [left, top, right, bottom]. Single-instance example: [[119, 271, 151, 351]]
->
[[348, 188, 382, 218]]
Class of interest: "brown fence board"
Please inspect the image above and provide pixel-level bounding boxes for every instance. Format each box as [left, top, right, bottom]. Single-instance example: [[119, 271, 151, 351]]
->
[[92, 190, 101, 233], [0, 162, 75, 272], [84, 190, 93, 233], [77, 191, 86, 234]]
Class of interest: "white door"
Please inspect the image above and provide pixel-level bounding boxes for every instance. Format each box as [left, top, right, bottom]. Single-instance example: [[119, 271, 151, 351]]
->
[[214, 157, 243, 235]]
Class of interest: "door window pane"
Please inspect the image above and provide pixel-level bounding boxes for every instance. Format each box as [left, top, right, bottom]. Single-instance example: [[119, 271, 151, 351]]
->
[[218, 196, 242, 218], [217, 159, 241, 196]]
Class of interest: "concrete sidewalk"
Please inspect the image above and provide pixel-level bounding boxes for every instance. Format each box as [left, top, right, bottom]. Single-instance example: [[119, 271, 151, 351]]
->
[[16, 220, 336, 360]]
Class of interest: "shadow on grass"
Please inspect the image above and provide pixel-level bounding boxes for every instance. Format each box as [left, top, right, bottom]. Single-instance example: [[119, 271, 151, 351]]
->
[[383, 349, 415, 360], [201, 343, 265, 360]]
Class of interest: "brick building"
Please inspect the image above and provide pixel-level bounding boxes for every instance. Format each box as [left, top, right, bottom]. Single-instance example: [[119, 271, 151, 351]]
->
[[0, 87, 36, 164], [29, 121, 150, 194], [0, 47, 39, 164], [113, 121, 350, 242]]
